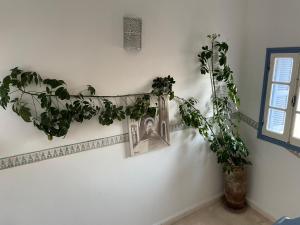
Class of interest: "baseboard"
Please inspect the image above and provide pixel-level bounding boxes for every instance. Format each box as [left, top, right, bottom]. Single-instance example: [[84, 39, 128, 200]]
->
[[153, 193, 223, 225], [247, 198, 277, 223]]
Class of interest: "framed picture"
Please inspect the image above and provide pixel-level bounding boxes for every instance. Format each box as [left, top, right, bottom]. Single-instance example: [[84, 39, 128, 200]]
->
[[128, 95, 170, 156]]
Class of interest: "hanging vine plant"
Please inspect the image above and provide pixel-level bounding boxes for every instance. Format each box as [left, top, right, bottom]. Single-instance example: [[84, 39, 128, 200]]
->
[[0, 67, 175, 140]]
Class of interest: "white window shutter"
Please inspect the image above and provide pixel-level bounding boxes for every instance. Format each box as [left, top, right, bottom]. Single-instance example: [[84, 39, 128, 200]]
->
[[262, 53, 300, 142]]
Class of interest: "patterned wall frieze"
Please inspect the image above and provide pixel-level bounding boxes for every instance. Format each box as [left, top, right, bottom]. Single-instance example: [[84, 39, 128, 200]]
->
[[238, 112, 300, 158], [0, 121, 188, 171], [0, 113, 298, 171], [0, 133, 130, 171], [238, 112, 259, 130]]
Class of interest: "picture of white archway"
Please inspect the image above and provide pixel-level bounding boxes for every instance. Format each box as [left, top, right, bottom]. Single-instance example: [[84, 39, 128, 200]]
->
[[128, 95, 170, 157]]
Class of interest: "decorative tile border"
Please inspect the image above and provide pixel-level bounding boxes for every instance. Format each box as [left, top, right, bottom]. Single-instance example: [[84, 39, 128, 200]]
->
[[0, 122, 187, 171], [238, 112, 300, 158], [239, 112, 259, 130], [0, 113, 298, 171], [0, 133, 129, 171]]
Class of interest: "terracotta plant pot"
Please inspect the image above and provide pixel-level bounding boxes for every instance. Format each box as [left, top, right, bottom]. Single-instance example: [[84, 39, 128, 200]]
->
[[224, 166, 247, 209]]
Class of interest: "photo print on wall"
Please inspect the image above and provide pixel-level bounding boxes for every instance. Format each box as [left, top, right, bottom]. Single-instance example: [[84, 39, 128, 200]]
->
[[128, 95, 170, 156]]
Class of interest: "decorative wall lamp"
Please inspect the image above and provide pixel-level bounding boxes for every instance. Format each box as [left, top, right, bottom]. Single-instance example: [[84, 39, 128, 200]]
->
[[123, 17, 142, 51]]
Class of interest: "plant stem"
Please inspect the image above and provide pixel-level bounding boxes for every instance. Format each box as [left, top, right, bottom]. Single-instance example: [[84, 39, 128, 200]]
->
[[18, 88, 149, 99], [174, 95, 216, 138], [210, 39, 218, 115], [31, 95, 37, 117]]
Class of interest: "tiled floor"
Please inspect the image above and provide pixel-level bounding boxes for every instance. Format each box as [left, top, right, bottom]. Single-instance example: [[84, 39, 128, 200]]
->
[[172, 201, 273, 225]]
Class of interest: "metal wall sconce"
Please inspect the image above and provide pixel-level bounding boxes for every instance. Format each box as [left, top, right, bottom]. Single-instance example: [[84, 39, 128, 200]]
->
[[123, 17, 142, 51]]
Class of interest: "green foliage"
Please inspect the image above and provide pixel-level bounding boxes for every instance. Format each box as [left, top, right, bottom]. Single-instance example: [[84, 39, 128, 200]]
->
[[199, 34, 239, 106], [210, 133, 249, 173], [87, 85, 96, 96], [34, 108, 72, 140], [178, 98, 210, 139], [0, 67, 174, 140], [55, 87, 70, 100], [125, 95, 156, 120], [179, 34, 250, 173], [99, 99, 126, 125], [0, 84, 10, 109], [151, 75, 176, 100], [66, 99, 98, 123]]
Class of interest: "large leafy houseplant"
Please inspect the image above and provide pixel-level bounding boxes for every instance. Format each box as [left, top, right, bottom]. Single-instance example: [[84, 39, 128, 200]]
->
[[179, 34, 251, 173]]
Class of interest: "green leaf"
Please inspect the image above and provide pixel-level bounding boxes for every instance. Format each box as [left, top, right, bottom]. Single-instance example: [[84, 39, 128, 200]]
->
[[38, 93, 50, 108], [87, 85, 96, 95], [32, 72, 40, 85], [55, 87, 70, 100], [10, 67, 22, 78], [19, 105, 32, 122], [21, 73, 29, 86], [43, 79, 65, 89], [219, 53, 227, 66], [3, 76, 11, 88], [0, 94, 10, 109], [169, 91, 174, 100], [0, 84, 10, 109]]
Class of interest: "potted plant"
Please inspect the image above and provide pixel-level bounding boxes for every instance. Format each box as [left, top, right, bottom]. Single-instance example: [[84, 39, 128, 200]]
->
[[178, 34, 251, 209]]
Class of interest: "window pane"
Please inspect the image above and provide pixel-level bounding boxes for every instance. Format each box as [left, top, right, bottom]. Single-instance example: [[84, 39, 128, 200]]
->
[[267, 108, 286, 134], [273, 58, 293, 83], [269, 84, 290, 109], [293, 113, 300, 139]]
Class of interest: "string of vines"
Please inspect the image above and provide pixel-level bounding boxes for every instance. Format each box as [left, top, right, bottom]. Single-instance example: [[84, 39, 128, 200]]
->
[[0, 68, 175, 140]]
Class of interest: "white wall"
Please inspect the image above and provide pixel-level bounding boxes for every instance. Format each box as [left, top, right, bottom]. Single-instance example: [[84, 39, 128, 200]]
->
[[0, 0, 246, 224], [240, 0, 300, 219]]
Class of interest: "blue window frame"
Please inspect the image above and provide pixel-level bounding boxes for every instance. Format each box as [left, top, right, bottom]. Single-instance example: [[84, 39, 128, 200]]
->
[[258, 47, 300, 153]]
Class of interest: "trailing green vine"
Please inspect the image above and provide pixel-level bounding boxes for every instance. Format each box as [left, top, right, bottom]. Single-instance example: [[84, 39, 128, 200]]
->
[[0, 68, 175, 140]]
